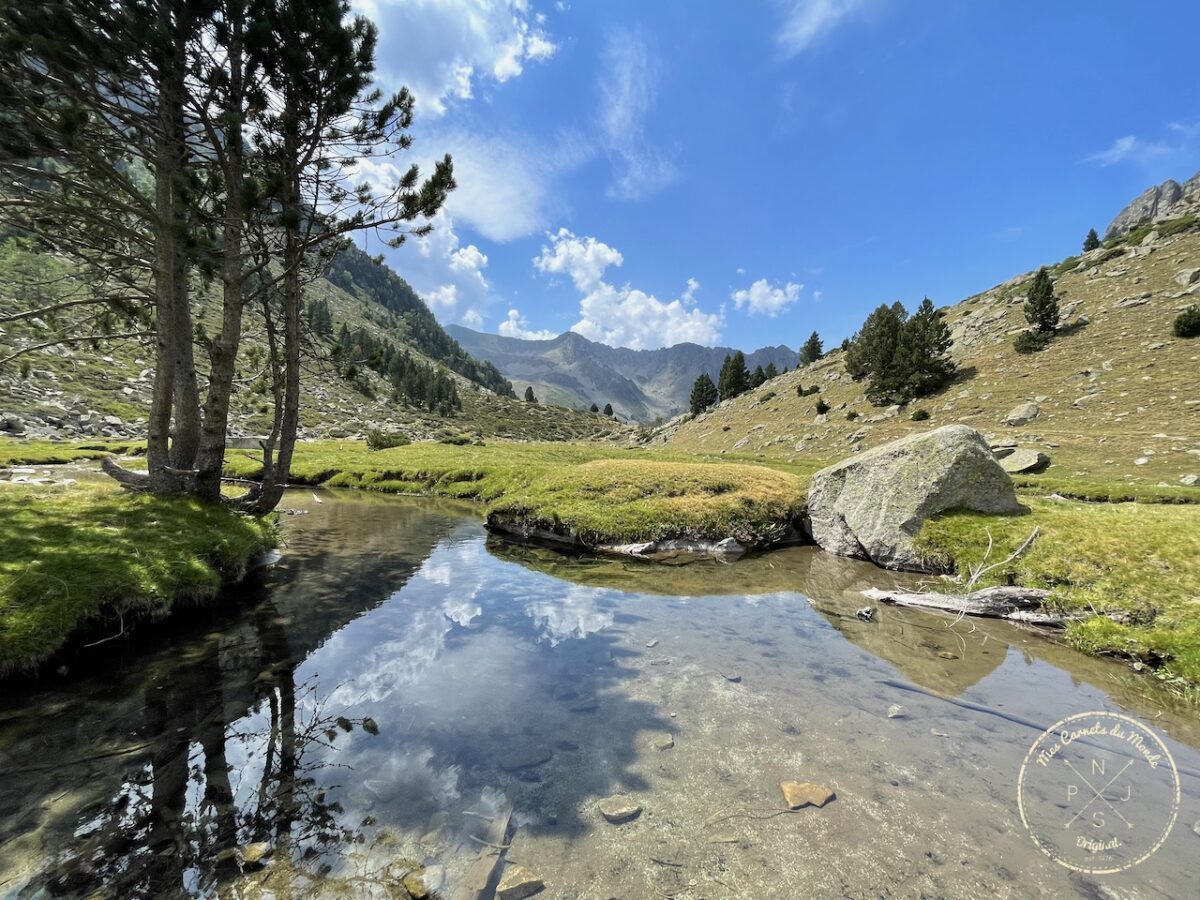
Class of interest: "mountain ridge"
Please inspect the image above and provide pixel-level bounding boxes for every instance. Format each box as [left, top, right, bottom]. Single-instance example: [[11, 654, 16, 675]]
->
[[446, 324, 798, 421]]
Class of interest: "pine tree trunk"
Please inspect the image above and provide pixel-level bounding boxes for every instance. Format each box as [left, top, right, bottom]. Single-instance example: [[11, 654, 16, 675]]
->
[[195, 3, 245, 502]]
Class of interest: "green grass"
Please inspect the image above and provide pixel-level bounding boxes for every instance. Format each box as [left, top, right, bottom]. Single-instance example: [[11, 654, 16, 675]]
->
[[221, 439, 821, 501], [1109, 214, 1198, 248], [916, 499, 1200, 694], [0, 482, 275, 675], [0, 440, 141, 467], [487, 459, 806, 546], [1011, 472, 1198, 504]]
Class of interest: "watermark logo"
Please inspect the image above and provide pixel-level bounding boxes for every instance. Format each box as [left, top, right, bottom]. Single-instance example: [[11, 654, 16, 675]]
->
[[1018, 711, 1180, 874]]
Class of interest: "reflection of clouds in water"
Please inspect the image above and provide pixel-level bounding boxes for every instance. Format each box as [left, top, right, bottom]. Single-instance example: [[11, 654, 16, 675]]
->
[[526, 584, 616, 645], [319, 540, 492, 707], [357, 745, 462, 809], [316, 538, 626, 708]]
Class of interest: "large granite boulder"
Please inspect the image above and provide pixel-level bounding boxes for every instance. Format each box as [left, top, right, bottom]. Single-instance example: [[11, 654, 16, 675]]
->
[[806, 425, 1023, 571]]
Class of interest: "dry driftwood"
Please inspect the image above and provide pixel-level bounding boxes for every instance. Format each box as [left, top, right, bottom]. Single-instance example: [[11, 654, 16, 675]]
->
[[450, 799, 514, 900], [861, 585, 1067, 626]]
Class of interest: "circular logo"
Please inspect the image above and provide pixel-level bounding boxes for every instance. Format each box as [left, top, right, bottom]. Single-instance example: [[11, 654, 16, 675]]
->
[[1018, 711, 1180, 874]]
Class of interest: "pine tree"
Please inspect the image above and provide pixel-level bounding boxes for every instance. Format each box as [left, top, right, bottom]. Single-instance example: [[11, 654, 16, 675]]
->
[[1083, 228, 1101, 252], [845, 302, 906, 381], [1024, 267, 1060, 334], [883, 298, 956, 402], [718, 351, 749, 399], [589, 403, 600, 413], [524, 386, 537, 403], [764, 361, 779, 380], [800, 331, 823, 365], [689, 372, 719, 414], [603, 402, 614, 417], [750, 365, 766, 388]]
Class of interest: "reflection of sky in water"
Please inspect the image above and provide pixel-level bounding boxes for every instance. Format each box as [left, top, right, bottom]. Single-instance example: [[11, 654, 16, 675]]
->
[[7, 504, 1200, 900], [314, 535, 622, 709], [254, 532, 634, 835]]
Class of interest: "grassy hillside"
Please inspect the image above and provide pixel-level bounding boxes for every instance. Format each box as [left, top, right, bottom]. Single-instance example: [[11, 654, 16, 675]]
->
[[0, 237, 632, 445], [657, 222, 1200, 490]]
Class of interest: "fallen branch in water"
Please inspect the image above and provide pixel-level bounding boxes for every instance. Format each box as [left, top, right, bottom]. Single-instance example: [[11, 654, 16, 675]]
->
[[861, 585, 1069, 627]]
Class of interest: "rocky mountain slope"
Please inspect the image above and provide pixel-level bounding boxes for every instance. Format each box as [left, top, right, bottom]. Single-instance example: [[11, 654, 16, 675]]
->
[[655, 183, 1200, 491], [1105, 167, 1200, 239], [0, 242, 632, 446], [446, 324, 798, 422]]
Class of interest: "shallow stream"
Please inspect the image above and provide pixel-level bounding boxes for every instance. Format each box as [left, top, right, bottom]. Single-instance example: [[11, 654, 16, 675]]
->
[[1, 489, 1197, 898]]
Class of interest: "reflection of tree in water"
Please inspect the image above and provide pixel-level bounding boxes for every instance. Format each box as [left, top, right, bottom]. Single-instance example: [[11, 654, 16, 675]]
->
[[19, 604, 378, 899]]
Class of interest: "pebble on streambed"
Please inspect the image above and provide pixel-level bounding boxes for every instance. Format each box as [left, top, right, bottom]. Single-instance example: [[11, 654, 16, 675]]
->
[[597, 795, 643, 823]]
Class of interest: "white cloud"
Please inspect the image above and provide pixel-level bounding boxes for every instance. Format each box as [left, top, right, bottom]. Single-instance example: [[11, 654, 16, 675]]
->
[[731, 278, 803, 317], [598, 28, 679, 200], [359, 0, 557, 117], [534, 228, 722, 349], [532, 227, 623, 291], [1084, 135, 1145, 167], [1083, 121, 1200, 169], [357, 129, 570, 243], [498, 308, 558, 340], [775, 0, 871, 57], [352, 210, 494, 327]]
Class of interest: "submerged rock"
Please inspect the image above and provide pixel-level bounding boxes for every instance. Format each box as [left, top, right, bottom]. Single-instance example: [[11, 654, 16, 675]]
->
[[239, 842, 271, 866], [780, 781, 836, 809], [805, 425, 1023, 571], [497, 864, 545, 900], [597, 795, 642, 823]]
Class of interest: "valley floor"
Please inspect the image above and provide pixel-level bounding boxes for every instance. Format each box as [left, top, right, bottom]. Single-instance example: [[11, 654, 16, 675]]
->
[[0, 437, 1197, 696]]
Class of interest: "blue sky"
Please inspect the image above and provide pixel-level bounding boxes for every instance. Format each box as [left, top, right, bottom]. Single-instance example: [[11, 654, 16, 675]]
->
[[353, 0, 1200, 351]]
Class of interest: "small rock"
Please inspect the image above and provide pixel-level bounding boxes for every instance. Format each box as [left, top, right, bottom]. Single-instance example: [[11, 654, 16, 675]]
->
[[645, 639, 659, 648], [496, 865, 544, 900], [1134, 457, 1149, 466], [938, 651, 959, 660], [1181, 474, 1198, 486], [402, 867, 442, 900], [1174, 268, 1200, 287], [887, 704, 904, 719], [780, 781, 836, 809], [999, 448, 1049, 474], [597, 795, 642, 823], [652, 734, 675, 751], [719, 670, 742, 683], [240, 842, 271, 865], [855, 606, 875, 621], [1001, 401, 1040, 426]]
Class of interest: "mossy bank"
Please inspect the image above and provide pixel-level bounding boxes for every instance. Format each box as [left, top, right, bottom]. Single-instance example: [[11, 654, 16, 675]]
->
[[0, 482, 275, 676]]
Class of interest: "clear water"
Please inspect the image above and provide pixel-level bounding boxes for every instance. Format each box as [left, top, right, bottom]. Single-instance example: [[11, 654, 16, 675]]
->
[[1, 490, 1197, 899]]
